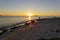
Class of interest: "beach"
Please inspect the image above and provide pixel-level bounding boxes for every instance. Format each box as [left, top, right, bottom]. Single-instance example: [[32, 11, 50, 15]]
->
[[0, 17, 60, 40]]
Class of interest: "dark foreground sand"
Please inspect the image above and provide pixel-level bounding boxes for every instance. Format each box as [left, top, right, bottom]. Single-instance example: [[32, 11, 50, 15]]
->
[[0, 18, 60, 40]]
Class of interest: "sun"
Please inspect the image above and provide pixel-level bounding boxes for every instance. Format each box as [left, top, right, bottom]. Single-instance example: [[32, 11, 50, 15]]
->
[[28, 13, 33, 16], [27, 13, 33, 20]]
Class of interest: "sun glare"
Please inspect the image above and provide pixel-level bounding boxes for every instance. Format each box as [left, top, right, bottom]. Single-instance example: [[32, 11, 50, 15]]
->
[[29, 16, 31, 20], [28, 13, 33, 20], [28, 13, 33, 16]]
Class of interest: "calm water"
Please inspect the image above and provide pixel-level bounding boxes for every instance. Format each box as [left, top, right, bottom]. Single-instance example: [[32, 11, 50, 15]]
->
[[0, 16, 38, 27], [0, 16, 53, 27]]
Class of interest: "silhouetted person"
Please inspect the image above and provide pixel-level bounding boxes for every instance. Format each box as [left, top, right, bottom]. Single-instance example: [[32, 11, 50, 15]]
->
[[37, 17, 40, 21]]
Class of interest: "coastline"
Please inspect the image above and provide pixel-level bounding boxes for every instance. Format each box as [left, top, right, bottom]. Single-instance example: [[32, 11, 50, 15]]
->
[[0, 17, 60, 40]]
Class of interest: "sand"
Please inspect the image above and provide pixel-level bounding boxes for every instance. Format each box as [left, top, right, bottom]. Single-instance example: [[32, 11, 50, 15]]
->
[[0, 18, 60, 40]]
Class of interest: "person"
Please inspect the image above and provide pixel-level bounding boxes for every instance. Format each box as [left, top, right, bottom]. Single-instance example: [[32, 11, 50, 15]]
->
[[36, 17, 40, 21]]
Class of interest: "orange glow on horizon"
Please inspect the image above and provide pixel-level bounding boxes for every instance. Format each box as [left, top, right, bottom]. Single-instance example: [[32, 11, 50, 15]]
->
[[0, 11, 60, 16]]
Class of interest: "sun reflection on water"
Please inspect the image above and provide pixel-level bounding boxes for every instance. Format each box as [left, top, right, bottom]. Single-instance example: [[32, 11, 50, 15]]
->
[[29, 16, 31, 20], [28, 13, 33, 20]]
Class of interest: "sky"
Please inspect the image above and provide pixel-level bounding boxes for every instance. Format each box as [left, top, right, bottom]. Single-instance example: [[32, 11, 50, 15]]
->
[[0, 0, 60, 16]]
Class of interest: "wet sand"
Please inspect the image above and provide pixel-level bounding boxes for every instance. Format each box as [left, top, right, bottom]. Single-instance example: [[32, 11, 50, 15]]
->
[[0, 18, 60, 40]]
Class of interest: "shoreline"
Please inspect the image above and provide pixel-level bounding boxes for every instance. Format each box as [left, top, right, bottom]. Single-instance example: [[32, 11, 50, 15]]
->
[[0, 17, 60, 34], [0, 17, 60, 40]]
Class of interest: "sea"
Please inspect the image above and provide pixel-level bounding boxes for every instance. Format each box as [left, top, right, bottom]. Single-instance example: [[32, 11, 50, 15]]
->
[[0, 16, 39, 27], [0, 16, 53, 28]]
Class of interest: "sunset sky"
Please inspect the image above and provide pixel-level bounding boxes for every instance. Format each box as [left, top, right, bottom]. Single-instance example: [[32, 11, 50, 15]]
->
[[0, 0, 60, 16]]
